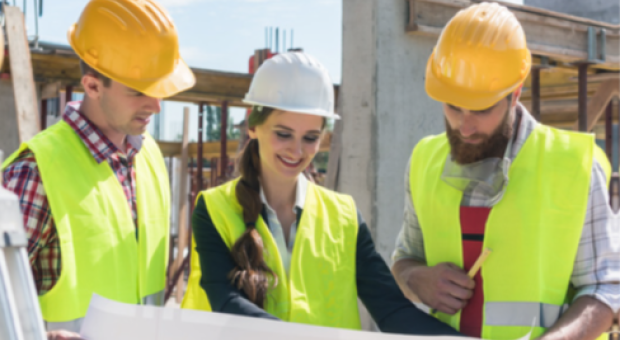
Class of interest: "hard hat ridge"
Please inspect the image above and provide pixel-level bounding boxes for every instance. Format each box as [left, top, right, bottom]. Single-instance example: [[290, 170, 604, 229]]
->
[[243, 52, 339, 119], [68, 0, 195, 98]]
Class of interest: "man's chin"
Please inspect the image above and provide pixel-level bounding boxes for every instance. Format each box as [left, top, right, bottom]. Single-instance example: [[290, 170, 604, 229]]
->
[[126, 127, 148, 136], [450, 145, 485, 164]]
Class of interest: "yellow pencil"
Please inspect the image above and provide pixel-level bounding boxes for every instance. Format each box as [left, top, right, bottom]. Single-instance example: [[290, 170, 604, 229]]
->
[[467, 247, 492, 278], [430, 248, 492, 314]]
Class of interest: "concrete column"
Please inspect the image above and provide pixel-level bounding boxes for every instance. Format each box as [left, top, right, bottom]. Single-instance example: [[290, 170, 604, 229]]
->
[[341, 0, 444, 263], [341, 1, 378, 330], [340, 0, 376, 236]]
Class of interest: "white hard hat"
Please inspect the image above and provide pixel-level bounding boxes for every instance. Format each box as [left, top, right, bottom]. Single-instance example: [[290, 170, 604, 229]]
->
[[243, 52, 339, 119]]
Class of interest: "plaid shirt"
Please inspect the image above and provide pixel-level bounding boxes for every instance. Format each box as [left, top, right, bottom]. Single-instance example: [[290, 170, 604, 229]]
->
[[393, 104, 620, 313], [2, 102, 143, 295]]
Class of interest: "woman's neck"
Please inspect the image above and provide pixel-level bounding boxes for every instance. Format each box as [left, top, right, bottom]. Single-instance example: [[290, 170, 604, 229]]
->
[[260, 171, 297, 211]]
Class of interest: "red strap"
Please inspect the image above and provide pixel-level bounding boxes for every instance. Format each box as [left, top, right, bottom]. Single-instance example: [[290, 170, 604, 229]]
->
[[458, 207, 491, 338]]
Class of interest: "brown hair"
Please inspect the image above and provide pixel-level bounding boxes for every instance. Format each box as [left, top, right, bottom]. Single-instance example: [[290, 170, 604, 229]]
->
[[80, 60, 112, 87], [228, 106, 277, 308]]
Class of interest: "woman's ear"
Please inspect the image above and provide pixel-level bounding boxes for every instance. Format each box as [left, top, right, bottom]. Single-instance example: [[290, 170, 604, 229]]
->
[[248, 126, 258, 139]]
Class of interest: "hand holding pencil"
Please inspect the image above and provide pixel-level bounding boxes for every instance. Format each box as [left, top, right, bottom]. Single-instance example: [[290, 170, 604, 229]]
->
[[428, 248, 492, 315]]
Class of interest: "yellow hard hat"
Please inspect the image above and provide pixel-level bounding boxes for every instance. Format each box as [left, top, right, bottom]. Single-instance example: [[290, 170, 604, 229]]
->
[[68, 0, 195, 98], [425, 2, 531, 110]]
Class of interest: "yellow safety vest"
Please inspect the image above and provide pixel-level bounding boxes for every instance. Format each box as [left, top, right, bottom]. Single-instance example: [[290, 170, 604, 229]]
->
[[3, 120, 170, 325], [182, 178, 361, 330], [410, 124, 605, 340]]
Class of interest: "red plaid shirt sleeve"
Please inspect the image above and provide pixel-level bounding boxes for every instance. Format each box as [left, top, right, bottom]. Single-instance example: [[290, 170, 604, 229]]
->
[[2, 149, 61, 295]]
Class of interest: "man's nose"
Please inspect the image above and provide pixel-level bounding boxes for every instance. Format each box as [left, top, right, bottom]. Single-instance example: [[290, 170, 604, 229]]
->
[[145, 97, 161, 113], [459, 112, 477, 137]]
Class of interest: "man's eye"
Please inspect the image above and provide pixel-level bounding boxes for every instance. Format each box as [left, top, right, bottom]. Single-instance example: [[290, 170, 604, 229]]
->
[[473, 109, 492, 115]]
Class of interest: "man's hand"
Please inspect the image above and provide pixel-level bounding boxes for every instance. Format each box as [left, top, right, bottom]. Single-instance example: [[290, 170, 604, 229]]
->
[[47, 330, 84, 340], [393, 259, 475, 315]]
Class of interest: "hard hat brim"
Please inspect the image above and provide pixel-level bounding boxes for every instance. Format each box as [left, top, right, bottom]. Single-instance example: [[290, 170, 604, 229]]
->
[[120, 58, 196, 99], [68, 24, 196, 99], [242, 98, 340, 120]]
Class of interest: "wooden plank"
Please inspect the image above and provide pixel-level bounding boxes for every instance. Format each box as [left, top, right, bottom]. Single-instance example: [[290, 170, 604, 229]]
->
[[414, 0, 619, 30], [472, 0, 620, 30], [26, 45, 254, 105], [5, 6, 40, 142], [522, 102, 577, 117], [40, 81, 60, 100], [570, 79, 620, 131], [173, 108, 190, 303], [568, 72, 620, 82], [521, 86, 600, 101]]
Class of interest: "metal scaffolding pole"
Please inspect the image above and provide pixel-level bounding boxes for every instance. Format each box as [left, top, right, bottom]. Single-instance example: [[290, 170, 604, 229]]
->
[[197, 103, 204, 191], [606, 100, 613, 163], [531, 68, 541, 121], [220, 101, 228, 179], [577, 63, 589, 131]]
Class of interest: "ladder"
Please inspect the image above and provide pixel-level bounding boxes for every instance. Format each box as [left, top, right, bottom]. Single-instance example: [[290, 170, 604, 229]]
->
[[0, 150, 46, 340]]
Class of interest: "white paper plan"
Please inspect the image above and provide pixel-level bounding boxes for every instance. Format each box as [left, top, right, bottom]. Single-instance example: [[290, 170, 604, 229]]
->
[[80, 294, 533, 340]]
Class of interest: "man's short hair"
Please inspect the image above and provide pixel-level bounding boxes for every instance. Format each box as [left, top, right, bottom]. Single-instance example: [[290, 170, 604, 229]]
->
[[79, 60, 112, 87]]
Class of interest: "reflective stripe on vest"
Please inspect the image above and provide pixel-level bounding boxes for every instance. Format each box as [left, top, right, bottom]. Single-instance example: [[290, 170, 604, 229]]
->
[[181, 178, 361, 330], [46, 319, 83, 333], [410, 124, 594, 340], [142, 290, 165, 306], [2, 121, 170, 323], [485, 302, 568, 328]]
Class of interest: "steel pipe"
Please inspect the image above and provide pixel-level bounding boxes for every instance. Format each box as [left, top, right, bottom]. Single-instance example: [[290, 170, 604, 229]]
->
[[577, 63, 589, 131]]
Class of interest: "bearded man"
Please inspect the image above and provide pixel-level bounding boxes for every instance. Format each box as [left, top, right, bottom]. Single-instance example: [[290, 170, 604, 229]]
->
[[390, 3, 618, 340]]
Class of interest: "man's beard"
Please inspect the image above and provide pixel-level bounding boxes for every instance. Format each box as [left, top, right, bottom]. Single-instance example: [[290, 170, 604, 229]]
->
[[446, 110, 513, 165]]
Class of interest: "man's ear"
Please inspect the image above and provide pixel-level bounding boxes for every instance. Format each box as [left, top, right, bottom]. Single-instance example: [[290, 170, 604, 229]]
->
[[81, 74, 103, 100], [511, 85, 523, 108]]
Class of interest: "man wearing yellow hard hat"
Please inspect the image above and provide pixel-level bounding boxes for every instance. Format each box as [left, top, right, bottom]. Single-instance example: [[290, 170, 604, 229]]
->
[[391, 2, 618, 340], [2, 0, 195, 338]]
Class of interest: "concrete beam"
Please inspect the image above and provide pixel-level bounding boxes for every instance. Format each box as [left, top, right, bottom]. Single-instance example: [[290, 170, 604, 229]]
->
[[406, 0, 620, 70]]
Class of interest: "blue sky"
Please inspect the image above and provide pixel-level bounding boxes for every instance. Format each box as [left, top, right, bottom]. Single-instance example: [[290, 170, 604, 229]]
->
[[17, 0, 342, 141]]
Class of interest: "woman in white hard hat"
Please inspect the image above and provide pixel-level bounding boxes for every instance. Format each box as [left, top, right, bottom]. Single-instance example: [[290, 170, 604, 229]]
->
[[182, 52, 460, 335]]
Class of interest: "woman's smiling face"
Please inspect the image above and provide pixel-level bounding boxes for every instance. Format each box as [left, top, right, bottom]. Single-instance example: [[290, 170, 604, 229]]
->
[[249, 110, 324, 180]]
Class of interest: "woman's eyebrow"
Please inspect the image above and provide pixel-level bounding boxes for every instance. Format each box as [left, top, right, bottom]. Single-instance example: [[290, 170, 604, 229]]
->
[[274, 124, 294, 131], [274, 125, 321, 134]]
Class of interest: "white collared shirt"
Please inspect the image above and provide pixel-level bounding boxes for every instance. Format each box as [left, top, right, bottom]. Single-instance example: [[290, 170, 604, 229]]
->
[[259, 174, 308, 274]]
